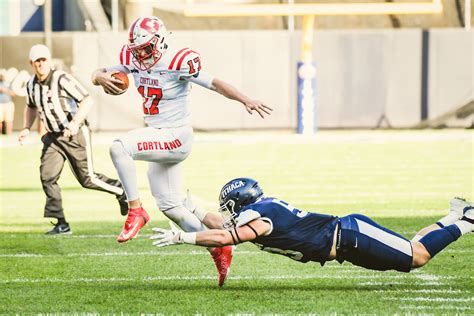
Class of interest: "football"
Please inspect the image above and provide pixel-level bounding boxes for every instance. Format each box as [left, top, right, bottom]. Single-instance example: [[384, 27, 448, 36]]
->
[[111, 71, 129, 91]]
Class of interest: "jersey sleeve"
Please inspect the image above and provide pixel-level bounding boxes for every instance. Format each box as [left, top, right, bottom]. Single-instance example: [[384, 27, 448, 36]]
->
[[58, 72, 89, 103], [118, 44, 132, 71], [237, 207, 273, 236], [168, 48, 202, 78], [236, 209, 262, 227]]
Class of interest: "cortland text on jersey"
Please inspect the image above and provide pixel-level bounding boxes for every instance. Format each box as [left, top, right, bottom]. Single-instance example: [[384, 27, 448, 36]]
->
[[137, 139, 182, 152], [140, 77, 159, 86]]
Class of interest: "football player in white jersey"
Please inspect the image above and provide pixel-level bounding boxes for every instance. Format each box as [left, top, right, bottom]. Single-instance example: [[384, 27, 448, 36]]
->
[[91, 16, 272, 287]]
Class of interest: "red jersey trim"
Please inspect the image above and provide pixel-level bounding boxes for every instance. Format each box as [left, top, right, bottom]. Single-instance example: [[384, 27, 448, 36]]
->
[[168, 48, 189, 70], [119, 45, 131, 66], [176, 50, 197, 71]]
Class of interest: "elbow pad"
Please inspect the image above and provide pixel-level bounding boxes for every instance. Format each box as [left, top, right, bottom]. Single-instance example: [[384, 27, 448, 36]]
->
[[187, 71, 214, 89]]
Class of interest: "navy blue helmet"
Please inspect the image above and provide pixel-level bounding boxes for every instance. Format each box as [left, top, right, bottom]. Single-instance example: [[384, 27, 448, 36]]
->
[[218, 177, 264, 228]]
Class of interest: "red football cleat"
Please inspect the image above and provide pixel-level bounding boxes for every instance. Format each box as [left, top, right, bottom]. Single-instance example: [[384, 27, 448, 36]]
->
[[117, 206, 150, 243], [211, 245, 234, 287]]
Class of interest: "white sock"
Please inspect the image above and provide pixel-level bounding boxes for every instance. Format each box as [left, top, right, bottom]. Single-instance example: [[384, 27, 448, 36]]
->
[[110, 141, 139, 200], [454, 219, 472, 235], [437, 213, 462, 227]]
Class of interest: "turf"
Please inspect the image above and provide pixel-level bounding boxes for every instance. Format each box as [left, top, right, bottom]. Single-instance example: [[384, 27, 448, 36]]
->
[[0, 130, 473, 314]]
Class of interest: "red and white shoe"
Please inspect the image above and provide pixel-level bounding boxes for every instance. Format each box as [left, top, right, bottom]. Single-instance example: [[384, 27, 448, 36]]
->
[[117, 206, 150, 243], [211, 245, 234, 287]]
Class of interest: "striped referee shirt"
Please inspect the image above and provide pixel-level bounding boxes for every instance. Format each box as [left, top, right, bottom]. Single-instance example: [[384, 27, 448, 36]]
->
[[26, 69, 89, 133]]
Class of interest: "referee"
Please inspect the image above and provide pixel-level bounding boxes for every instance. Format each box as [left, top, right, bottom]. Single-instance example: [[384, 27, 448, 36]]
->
[[18, 44, 128, 235]]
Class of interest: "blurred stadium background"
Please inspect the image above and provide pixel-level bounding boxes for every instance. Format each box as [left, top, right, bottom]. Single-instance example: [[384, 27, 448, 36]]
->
[[0, 0, 473, 132], [0, 1, 473, 314]]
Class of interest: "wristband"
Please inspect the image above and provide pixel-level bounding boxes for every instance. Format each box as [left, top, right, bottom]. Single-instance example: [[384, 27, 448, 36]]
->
[[180, 232, 197, 244]]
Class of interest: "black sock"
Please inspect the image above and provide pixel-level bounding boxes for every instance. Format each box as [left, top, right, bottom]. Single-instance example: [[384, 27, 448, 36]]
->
[[57, 218, 67, 225]]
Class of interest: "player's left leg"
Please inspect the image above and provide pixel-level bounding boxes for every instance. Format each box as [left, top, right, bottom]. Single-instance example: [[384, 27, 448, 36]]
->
[[147, 161, 207, 231], [413, 205, 473, 268], [412, 197, 470, 241], [147, 161, 233, 287], [337, 211, 472, 272]]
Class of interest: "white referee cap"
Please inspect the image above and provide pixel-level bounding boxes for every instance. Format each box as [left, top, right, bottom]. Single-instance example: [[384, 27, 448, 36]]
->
[[29, 44, 51, 62]]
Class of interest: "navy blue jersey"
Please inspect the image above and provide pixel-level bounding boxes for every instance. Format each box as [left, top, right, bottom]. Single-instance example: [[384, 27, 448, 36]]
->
[[236, 197, 338, 264]]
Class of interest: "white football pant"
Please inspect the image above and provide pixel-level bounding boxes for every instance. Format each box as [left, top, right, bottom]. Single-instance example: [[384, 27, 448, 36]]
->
[[110, 125, 206, 232]]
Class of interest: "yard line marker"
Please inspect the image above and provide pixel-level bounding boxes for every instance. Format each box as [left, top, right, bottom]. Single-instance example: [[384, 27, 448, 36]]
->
[[1, 249, 469, 263], [386, 297, 472, 302], [399, 305, 473, 311], [359, 281, 444, 286], [0, 274, 462, 285], [0, 250, 259, 258], [374, 289, 466, 294]]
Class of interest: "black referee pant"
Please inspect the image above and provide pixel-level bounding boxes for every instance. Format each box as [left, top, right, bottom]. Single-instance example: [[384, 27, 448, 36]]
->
[[40, 125, 124, 219]]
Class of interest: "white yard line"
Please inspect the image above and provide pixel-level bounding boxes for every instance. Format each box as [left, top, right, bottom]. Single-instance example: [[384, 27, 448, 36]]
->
[[386, 297, 472, 302], [374, 289, 467, 294], [399, 305, 473, 311], [382, 297, 474, 303], [359, 281, 444, 286], [1, 273, 464, 285]]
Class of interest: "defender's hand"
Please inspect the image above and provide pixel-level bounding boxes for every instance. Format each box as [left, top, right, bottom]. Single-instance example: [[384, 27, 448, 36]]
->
[[244, 100, 273, 118], [150, 222, 183, 248], [18, 128, 30, 145]]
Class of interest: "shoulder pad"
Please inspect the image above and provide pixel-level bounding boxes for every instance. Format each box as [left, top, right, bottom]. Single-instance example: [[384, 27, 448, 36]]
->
[[119, 44, 132, 67], [236, 209, 261, 227], [167, 48, 201, 75]]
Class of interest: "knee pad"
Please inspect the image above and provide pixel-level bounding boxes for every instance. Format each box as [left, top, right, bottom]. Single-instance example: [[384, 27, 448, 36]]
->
[[109, 140, 129, 160], [162, 205, 206, 232], [153, 192, 183, 212]]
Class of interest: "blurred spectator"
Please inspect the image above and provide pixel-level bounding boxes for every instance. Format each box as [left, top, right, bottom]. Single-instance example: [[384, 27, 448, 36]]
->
[[0, 73, 16, 134]]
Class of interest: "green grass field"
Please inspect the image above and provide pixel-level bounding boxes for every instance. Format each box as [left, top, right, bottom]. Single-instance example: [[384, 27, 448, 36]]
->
[[0, 130, 473, 314]]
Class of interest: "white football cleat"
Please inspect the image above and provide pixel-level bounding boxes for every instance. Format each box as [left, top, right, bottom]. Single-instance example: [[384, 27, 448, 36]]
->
[[450, 197, 470, 219], [460, 205, 473, 233]]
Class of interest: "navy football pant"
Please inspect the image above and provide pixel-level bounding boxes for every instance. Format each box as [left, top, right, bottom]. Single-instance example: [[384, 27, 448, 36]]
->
[[336, 214, 413, 272]]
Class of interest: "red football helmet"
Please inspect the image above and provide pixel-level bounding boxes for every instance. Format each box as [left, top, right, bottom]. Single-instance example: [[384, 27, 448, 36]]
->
[[127, 16, 168, 70]]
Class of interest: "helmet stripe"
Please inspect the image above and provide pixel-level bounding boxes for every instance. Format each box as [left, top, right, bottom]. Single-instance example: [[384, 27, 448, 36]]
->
[[168, 48, 189, 70], [128, 18, 141, 43]]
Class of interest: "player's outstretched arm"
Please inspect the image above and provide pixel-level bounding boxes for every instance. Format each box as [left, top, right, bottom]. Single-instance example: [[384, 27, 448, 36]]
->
[[211, 78, 273, 118], [151, 219, 271, 248], [202, 213, 225, 229]]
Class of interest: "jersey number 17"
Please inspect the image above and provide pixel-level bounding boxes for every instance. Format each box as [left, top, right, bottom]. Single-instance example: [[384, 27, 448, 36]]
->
[[138, 86, 163, 115]]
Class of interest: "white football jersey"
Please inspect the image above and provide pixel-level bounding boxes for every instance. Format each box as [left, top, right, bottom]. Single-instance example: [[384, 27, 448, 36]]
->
[[118, 45, 203, 128]]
